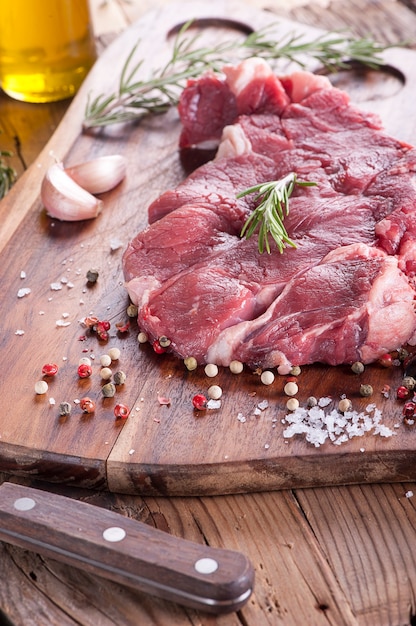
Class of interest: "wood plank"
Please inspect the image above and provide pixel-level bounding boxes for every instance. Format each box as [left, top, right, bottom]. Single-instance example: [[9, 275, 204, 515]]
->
[[1, 0, 416, 496], [0, 475, 358, 625], [295, 483, 416, 624]]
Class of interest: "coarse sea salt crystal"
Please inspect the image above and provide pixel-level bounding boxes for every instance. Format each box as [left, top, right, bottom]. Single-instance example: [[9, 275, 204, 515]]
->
[[207, 398, 221, 409], [56, 320, 71, 327], [283, 400, 395, 448], [405, 491, 414, 498], [17, 287, 31, 298], [15, 329, 25, 335], [237, 413, 246, 423], [318, 397, 332, 408], [50, 282, 62, 291], [257, 400, 269, 411], [207, 399, 221, 410], [110, 238, 123, 251]]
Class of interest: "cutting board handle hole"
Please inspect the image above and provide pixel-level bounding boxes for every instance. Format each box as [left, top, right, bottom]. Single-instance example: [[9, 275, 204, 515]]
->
[[167, 17, 253, 41], [319, 61, 405, 102]]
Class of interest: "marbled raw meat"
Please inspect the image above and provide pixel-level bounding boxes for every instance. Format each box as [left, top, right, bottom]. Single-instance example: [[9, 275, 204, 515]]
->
[[123, 59, 416, 371]]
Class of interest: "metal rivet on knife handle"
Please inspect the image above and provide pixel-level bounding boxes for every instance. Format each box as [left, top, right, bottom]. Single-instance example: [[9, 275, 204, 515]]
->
[[0, 482, 254, 614]]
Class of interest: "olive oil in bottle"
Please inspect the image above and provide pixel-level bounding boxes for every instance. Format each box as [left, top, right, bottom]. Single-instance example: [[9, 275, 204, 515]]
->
[[0, 0, 96, 103]]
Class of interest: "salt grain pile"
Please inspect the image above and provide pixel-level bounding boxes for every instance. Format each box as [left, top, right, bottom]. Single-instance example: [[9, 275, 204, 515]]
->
[[282, 398, 397, 447]]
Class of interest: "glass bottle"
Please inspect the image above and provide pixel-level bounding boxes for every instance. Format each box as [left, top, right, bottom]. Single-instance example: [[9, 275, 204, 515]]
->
[[0, 0, 96, 103]]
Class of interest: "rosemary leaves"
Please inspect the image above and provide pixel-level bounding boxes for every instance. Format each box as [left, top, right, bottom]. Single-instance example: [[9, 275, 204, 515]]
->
[[83, 21, 395, 129], [238, 173, 317, 254], [0, 149, 16, 199]]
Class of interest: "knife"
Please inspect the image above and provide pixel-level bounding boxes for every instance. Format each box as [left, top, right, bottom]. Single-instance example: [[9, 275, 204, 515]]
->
[[0, 482, 254, 614]]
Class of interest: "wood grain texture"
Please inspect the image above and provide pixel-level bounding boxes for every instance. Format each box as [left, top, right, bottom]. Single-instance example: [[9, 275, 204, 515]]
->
[[1, 0, 416, 496], [2, 2, 416, 625]]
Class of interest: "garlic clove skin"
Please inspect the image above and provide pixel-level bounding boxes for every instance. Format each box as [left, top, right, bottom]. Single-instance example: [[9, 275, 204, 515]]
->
[[41, 162, 103, 222], [65, 154, 127, 195]]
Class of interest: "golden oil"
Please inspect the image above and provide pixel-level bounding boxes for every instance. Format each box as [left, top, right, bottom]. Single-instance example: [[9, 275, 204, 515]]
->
[[0, 0, 96, 103]]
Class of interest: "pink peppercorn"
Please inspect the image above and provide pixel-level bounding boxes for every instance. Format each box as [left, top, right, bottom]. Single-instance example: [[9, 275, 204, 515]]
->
[[95, 320, 110, 341], [80, 397, 96, 414], [192, 394, 207, 410], [402, 401, 416, 418], [378, 353, 393, 367], [78, 363, 92, 378], [152, 339, 166, 354], [42, 363, 58, 376], [114, 404, 130, 419], [397, 385, 410, 400]]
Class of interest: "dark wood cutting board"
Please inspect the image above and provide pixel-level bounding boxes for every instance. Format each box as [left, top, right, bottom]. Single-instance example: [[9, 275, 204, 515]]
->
[[1, 0, 416, 496]]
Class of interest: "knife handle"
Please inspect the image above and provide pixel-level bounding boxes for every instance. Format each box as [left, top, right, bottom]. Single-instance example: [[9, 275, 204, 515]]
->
[[0, 482, 254, 614]]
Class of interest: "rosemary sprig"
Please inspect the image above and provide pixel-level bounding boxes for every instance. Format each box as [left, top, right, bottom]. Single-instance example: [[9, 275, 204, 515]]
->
[[241, 27, 393, 71], [238, 173, 317, 254], [0, 149, 17, 200], [84, 21, 397, 129]]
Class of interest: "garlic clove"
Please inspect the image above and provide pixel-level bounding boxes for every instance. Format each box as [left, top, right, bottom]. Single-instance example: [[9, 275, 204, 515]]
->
[[65, 154, 127, 195], [41, 162, 103, 222]]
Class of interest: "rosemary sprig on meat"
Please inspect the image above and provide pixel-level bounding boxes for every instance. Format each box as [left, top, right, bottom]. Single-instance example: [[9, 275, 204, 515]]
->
[[238, 173, 317, 254], [83, 21, 395, 129], [0, 149, 17, 199]]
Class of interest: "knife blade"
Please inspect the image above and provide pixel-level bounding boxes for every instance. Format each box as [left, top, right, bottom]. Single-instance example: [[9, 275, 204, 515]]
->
[[0, 482, 254, 614]]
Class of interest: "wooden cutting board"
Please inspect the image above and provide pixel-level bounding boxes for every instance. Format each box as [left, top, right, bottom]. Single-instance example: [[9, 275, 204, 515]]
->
[[1, 0, 416, 496]]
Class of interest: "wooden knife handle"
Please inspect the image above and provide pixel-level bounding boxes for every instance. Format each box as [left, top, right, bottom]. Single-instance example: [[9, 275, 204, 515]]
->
[[0, 482, 254, 614]]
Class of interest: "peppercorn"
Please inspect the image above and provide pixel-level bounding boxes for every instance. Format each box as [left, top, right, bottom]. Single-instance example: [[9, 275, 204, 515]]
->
[[261, 370, 275, 386], [114, 403, 130, 419], [229, 360, 244, 374], [96, 320, 110, 341], [116, 320, 130, 333], [208, 385, 222, 400], [100, 367, 112, 381], [338, 398, 352, 413], [184, 356, 198, 371], [205, 363, 218, 378], [397, 347, 409, 363], [126, 304, 138, 318], [108, 347, 120, 361], [78, 363, 92, 378], [138, 332, 148, 344], [402, 376, 416, 391], [42, 363, 58, 376], [290, 365, 301, 376], [86, 268, 99, 283], [152, 339, 166, 354], [34, 380, 48, 395], [158, 336, 171, 348], [100, 354, 112, 367], [102, 383, 116, 398], [307, 396, 318, 408], [113, 371, 126, 385], [192, 394, 207, 410], [402, 401, 416, 419], [359, 384, 373, 398], [378, 353, 393, 367], [284, 381, 298, 396], [351, 361, 365, 374], [59, 401, 72, 416], [397, 385, 410, 400], [80, 397, 95, 414], [286, 398, 299, 411]]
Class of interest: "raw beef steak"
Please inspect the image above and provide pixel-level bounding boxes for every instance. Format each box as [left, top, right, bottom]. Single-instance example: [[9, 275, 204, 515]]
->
[[123, 59, 416, 372]]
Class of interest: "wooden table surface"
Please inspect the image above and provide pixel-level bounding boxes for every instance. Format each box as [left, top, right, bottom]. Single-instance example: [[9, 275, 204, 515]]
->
[[1, 1, 416, 624]]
